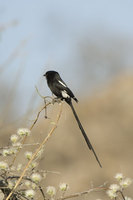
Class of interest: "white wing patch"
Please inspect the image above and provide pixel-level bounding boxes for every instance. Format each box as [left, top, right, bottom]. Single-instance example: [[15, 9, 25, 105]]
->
[[58, 80, 67, 87], [61, 90, 70, 98]]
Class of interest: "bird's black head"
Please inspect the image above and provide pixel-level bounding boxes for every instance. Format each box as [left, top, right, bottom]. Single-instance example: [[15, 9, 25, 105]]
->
[[43, 71, 59, 80]]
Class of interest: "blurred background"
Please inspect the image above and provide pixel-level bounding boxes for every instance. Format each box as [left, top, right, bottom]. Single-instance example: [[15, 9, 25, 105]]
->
[[0, 0, 133, 199]]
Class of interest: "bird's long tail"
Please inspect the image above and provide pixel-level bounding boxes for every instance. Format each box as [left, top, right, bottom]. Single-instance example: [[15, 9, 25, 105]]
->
[[68, 100, 102, 168]]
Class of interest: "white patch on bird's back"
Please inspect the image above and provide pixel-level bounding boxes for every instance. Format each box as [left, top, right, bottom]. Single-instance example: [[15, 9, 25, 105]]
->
[[58, 80, 67, 87], [61, 90, 70, 98]]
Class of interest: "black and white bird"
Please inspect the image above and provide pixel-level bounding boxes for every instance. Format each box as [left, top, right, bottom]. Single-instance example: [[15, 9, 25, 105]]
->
[[44, 70, 102, 168]]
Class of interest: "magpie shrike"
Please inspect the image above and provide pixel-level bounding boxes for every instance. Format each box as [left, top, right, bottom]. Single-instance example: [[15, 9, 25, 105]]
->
[[44, 71, 102, 167]]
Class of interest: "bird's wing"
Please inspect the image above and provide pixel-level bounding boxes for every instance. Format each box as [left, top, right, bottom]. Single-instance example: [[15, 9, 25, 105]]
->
[[54, 78, 75, 99]]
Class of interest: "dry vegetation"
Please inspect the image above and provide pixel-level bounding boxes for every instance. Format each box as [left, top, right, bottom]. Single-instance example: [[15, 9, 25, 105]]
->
[[0, 21, 132, 200], [0, 72, 133, 199]]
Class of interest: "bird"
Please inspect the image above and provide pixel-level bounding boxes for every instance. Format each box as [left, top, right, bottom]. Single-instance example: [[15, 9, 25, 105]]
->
[[44, 70, 102, 168]]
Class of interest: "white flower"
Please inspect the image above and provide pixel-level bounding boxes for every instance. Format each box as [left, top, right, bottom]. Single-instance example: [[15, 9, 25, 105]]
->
[[10, 166, 16, 171], [25, 151, 32, 160], [125, 197, 132, 200], [31, 173, 42, 183], [109, 184, 120, 192], [25, 189, 35, 198], [17, 164, 22, 171], [120, 178, 132, 188], [59, 183, 69, 191], [17, 128, 31, 136], [46, 186, 56, 196], [30, 161, 38, 169], [25, 180, 31, 187], [10, 134, 19, 143], [12, 142, 22, 148], [9, 148, 17, 154], [115, 173, 123, 181], [31, 183, 36, 189], [0, 161, 8, 170], [106, 189, 117, 199], [2, 149, 10, 157], [8, 181, 14, 189]]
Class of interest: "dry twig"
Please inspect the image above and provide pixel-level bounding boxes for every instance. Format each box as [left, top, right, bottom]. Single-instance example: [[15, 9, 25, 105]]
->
[[57, 186, 107, 200]]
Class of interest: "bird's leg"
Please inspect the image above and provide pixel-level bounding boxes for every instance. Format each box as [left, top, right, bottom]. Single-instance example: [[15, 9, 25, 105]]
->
[[51, 95, 62, 104], [54, 98, 62, 104]]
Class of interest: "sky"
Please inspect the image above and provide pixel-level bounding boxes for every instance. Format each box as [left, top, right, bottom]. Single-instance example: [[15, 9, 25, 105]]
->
[[0, 0, 133, 115]]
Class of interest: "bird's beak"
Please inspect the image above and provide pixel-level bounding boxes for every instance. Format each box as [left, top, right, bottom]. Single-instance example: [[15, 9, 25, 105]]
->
[[43, 73, 46, 77]]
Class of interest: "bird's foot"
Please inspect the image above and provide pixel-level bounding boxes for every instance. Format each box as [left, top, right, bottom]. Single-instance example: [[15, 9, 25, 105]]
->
[[52, 97, 62, 104]]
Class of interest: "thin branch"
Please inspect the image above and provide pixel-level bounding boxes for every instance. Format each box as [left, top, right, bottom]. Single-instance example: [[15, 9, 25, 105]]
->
[[0, 143, 39, 149], [119, 191, 125, 200], [57, 186, 106, 200], [29, 102, 51, 130], [35, 86, 53, 101], [35, 86, 53, 119], [38, 185, 45, 200]]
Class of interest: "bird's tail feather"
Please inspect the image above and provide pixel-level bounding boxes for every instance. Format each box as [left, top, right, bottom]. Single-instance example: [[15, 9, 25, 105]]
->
[[69, 100, 102, 168]]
